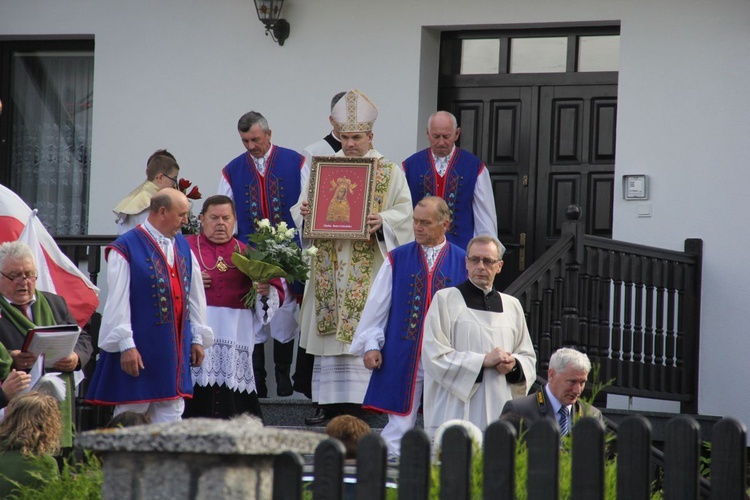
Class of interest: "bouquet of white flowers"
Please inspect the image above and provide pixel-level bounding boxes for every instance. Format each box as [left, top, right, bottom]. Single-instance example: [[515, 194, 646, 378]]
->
[[231, 218, 317, 309]]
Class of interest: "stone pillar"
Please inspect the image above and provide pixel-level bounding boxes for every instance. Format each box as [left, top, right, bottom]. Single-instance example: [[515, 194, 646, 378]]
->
[[76, 415, 325, 499]]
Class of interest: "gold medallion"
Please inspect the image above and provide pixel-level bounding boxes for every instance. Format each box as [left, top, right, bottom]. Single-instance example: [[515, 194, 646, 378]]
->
[[216, 257, 229, 273]]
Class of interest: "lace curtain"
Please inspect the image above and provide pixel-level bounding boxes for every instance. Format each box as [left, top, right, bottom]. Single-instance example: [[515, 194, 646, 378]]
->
[[10, 50, 94, 235]]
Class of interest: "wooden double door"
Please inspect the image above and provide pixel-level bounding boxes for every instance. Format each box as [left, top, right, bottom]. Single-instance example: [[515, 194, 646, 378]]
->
[[438, 84, 617, 289]]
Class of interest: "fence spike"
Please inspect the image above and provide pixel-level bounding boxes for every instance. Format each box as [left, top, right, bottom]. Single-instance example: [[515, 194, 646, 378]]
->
[[572, 417, 606, 500], [399, 429, 431, 500], [313, 438, 346, 500], [664, 415, 700, 500], [483, 419, 517, 499], [710, 417, 747, 500], [356, 433, 387, 500]]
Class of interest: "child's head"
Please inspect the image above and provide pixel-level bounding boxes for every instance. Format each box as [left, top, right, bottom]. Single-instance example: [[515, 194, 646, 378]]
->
[[106, 411, 151, 429], [146, 149, 180, 188], [325, 415, 371, 459]]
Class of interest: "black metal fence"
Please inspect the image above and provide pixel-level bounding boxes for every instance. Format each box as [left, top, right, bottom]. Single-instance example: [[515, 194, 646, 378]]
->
[[276, 415, 746, 500]]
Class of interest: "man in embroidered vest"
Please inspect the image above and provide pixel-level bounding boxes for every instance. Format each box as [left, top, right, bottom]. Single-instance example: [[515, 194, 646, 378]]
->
[[86, 189, 214, 423], [402, 111, 497, 249], [183, 195, 294, 420], [113, 150, 180, 235], [351, 196, 467, 457], [293, 89, 414, 425], [218, 111, 304, 399], [0, 241, 93, 448], [501, 347, 602, 434], [421, 235, 536, 438], [293, 91, 346, 401]]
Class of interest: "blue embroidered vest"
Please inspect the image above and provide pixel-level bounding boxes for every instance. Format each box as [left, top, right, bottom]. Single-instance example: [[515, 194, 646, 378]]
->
[[221, 146, 303, 244], [85, 227, 194, 404], [402, 148, 483, 249], [363, 241, 467, 415]]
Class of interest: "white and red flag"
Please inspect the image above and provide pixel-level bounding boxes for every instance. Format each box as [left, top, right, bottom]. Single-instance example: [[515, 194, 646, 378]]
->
[[0, 184, 100, 326]]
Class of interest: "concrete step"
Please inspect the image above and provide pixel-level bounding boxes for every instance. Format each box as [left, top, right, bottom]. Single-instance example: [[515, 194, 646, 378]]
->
[[259, 396, 395, 430], [259, 396, 426, 432]]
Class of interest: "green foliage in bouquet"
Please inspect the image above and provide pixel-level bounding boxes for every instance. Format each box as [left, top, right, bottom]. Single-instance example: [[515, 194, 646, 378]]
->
[[231, 218, 316, 309]]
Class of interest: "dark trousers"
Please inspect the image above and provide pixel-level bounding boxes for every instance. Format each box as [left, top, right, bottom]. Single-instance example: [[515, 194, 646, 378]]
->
[[253, 339, 295, 398], [183, 384, 264, 422], [292, 345, 315, 399]]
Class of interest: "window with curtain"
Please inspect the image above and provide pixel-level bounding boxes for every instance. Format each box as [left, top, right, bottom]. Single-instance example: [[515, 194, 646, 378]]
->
[[7, 45, 94, 235]]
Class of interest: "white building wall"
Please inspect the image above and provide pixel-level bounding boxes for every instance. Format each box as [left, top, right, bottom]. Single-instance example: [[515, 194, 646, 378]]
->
[[2, 0, 749, 426], [613, 1, 750, 423]]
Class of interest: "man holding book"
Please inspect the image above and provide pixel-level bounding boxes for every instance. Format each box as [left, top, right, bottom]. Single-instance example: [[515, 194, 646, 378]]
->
[[0, 241, 92, 447]]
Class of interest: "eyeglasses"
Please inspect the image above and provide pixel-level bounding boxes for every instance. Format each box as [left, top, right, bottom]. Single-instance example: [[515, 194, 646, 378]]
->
[[466, 256, 499, 266], [163, 173, 179, 187], [0, 270, 38, 284]]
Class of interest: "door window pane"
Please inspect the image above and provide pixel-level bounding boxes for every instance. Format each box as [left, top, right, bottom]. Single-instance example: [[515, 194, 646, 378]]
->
[[460, 39, 500, 75], [10, 49, 94, 235], [578, 35, 620, 72], [510, 37, 567, 73]]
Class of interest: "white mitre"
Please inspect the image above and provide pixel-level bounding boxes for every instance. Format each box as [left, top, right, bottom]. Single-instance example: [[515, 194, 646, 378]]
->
[[331, 89, 378, 132]]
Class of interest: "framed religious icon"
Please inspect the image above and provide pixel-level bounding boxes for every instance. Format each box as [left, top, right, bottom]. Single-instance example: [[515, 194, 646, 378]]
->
[[303, 155, 377, 240]]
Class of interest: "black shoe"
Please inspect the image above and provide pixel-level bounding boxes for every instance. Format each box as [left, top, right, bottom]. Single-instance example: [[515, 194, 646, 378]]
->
[[275, 366, 293, 397], [304, 406, 331, 426]]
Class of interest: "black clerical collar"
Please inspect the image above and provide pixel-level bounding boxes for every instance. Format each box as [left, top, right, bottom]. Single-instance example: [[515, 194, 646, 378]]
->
[[456, 279, 504, 313], [324, 132, 342, 152]]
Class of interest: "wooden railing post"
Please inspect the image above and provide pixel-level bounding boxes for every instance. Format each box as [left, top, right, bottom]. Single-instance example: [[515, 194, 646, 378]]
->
[[561, 205, 584, 346], [681, 238, 703, 414]]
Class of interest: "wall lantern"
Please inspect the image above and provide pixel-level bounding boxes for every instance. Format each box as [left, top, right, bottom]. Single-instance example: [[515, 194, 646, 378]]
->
[[254, 0, 290, 46]]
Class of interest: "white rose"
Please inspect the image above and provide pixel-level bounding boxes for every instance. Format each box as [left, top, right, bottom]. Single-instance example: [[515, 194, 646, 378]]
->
[[278, 221, 289, 232], [305, 246, 318, 256], [258, 218, 271, 229], [285, 229, 296, 239]]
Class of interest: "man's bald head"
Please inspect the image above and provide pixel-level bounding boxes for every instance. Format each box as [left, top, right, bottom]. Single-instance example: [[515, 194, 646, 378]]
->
[[427, 111, 460, 158], [148, 188, 190, 237]]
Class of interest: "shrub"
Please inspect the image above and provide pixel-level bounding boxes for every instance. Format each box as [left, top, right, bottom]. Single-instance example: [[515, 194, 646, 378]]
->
[[5, 451, 102, 500]]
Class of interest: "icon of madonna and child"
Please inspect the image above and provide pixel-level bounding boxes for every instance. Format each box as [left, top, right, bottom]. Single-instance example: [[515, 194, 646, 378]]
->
[[326, 176, 357, 223]]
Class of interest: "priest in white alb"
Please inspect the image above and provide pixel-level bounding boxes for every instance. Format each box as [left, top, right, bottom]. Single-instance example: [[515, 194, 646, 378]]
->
[[421, 235, 536, 438]]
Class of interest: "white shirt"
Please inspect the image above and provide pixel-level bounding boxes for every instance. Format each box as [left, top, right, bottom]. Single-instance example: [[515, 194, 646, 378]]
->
[[99, 221, 214, 353], [544, 383, 571, 420]]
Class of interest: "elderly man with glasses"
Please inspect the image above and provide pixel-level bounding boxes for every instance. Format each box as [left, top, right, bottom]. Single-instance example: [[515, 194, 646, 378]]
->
[[421, 235, 536, 440], [0, 241, 93, 448]]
